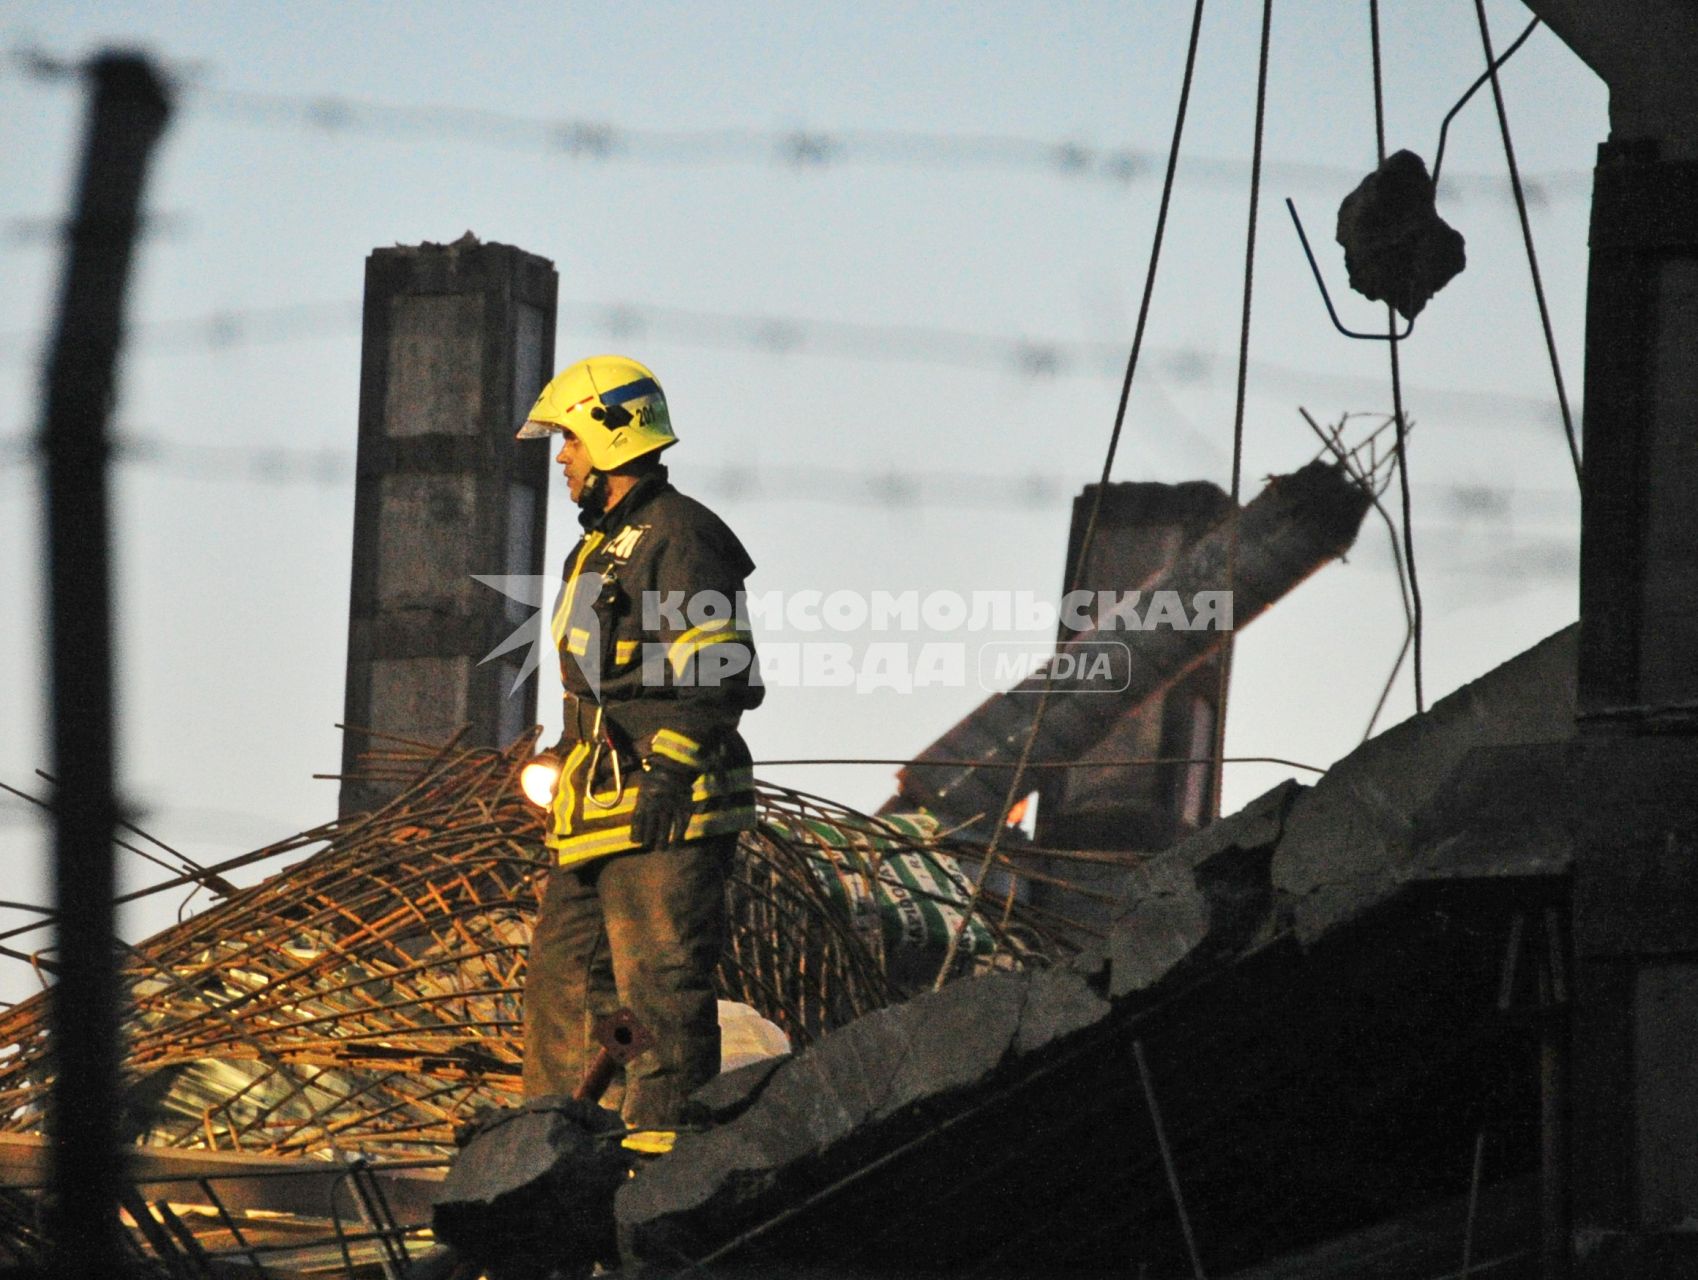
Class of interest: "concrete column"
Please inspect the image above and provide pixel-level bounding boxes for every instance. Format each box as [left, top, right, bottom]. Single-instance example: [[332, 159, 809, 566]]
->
[[1520, 4, 1698, 1275], [1024, 482, 1230, 933], [339, 235, 557, 816], [1036, 484, 1231, 836], [1576, 142, 1698, 719]]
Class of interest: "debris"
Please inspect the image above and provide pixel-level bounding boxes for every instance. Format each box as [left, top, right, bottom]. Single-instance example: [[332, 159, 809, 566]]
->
[[0, 624, 1584, 1271], [616, 966, 1111, 1265], [0, 742, 1071, 1160], [1335, 149, 1466, 320], [1070, 779, 1300, 1000], [614, 626, 1582, 1276], [899, 460, 1372, 834], [432, 1096, 628, 1280]]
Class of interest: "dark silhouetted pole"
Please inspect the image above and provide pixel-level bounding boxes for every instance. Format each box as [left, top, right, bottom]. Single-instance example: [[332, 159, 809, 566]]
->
[[39, 52, 170, 1277]]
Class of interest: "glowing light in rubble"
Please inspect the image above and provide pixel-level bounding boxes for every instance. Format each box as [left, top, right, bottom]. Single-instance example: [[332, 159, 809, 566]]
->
[[520, 758, 562, 807]]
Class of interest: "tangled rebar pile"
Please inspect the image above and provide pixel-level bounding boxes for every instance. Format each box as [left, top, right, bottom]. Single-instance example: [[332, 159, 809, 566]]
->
[[0, 733, 1079, 1159]]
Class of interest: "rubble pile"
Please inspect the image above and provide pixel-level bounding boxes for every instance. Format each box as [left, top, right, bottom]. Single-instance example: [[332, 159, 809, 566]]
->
[[0, 735, 1067, 1160]]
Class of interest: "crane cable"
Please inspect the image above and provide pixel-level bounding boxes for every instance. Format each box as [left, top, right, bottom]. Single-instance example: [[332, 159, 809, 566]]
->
[[930, 0, 1213, 989], [1370, 0, 1427, 715], [1208, 0, 1278, 817], [1469, 0, 1582, 486]]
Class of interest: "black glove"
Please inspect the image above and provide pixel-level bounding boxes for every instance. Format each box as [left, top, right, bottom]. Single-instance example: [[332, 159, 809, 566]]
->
[[631, 757, 696, 848]]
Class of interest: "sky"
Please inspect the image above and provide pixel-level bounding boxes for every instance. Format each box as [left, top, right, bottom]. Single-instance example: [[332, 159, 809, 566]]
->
[[0, 1, 1604, 1004]]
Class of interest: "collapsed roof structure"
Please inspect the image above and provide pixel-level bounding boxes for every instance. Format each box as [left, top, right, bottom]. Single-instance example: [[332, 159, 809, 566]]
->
[[0, 445, 1384, 1272], [0, 737, 1075, 1134], [0, 624, 1584, 1277], [0, 739, 1061, 1270], [621, 624, 1578, 1276], [20, 4, 1698, 1274]]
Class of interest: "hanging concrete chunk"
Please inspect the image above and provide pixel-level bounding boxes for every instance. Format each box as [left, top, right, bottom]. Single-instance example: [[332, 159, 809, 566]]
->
[[1335, 149, 1466, 320]]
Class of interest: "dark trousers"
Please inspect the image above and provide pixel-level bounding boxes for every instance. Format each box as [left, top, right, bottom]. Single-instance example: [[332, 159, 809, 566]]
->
[[521, 835, 731, 1127]]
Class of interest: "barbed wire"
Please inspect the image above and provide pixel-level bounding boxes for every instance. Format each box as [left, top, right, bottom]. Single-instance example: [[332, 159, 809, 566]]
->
[[0, 426, 1579, 521], [1, 210, 192, 246], [0, 296, 1142, 374], [5, 44, 1589, 201], [0, 294, 1574, 441], [0, 299, 361, 362]]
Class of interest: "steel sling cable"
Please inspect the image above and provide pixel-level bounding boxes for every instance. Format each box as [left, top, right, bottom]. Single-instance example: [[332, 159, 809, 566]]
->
[[1430, 16, 1540, 187], [1208, 0, 1278, 820], [1469, 0, 1582, 486], [1356, 11, 1542, 737], [1370, 0, 1427, 714], [928, 0, 1212, 989]]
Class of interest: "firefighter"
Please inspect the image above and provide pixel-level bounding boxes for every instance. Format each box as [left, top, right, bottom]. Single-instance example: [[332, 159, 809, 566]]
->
[[514, 355, 762, 1130]]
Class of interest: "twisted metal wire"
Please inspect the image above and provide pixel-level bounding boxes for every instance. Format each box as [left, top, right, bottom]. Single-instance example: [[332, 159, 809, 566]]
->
[[0, 735, 1076, 1157]]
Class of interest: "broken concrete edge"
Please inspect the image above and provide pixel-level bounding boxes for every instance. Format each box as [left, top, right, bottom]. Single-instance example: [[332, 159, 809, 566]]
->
[[616, 963, 1114, 1263], [682, 1054, 792, 1127], [615, 623, 1580, 1268], [375, 233, 558, 270], [1067, 621, 1576, 995], [432, 1097, 629, 1273], [1274, 623, 1577, 942], [1068, 777, 1304, 1001], [385, 230, 484, 253], [1284, 629, 1573, 865], [1401, 741, 1578, 885]]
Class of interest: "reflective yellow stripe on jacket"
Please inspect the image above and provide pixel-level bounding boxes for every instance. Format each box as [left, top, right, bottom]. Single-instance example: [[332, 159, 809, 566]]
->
[[666, 618, 749, 677], [548, 763, 757, 867], [550, 531, 606, 652], [545, 528, 756, 867]]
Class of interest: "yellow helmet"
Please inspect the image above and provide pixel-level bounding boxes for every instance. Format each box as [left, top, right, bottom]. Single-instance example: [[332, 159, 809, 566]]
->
[[515, 354, 677, 470]]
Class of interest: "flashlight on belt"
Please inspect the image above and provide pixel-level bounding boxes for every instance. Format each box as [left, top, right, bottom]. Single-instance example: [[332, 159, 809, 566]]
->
[[519, 753, 562, 807]]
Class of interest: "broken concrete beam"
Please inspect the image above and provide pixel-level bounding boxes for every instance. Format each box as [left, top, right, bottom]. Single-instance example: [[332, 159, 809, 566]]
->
[[1070, 625, 1579, 1000], [1274, 624, 1577, 941], [616, 623, 1586, 1275], [1405, 742, 1576, 884], [616, 965, 1110, 1266], [1070, 779, 1301, 1000], [898, 460, 1371, 829], [432, 1096, 628, 1279]]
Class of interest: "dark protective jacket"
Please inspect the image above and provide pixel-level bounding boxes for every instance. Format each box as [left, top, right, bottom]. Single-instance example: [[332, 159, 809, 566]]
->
[[546, 469, 762, 865]]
